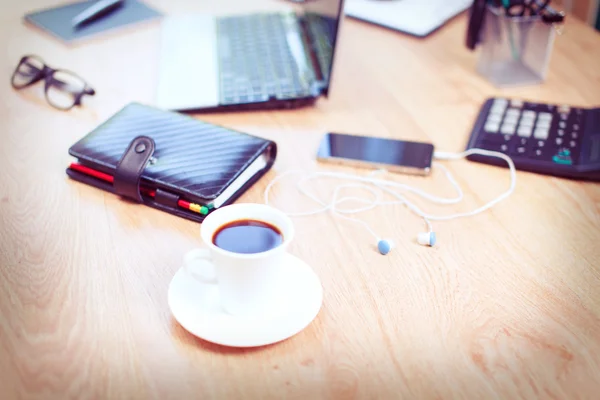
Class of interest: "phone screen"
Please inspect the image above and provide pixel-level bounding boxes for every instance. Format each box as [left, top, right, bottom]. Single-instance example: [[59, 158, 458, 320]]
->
[[317, 133, 434, 173]]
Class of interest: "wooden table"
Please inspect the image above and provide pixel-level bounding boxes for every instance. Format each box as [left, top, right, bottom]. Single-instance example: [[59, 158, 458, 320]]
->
[[1, 1, 600, 399]]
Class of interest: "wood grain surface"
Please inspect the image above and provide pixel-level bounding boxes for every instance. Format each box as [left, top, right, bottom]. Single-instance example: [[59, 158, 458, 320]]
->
[[1, 1, 600, 399]]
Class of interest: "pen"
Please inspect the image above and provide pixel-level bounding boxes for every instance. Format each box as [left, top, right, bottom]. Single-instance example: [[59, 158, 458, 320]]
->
[[68, 162, 211, 215], [72, 0, 125, 28], [466, 0, 487, 50]]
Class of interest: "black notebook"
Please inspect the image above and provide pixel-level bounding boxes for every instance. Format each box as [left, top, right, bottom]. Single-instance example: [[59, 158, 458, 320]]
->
[[66, 103, 277, 222]]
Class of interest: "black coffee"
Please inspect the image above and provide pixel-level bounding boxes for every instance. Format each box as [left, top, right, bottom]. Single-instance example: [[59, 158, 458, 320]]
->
[[212, 219, 283, 254]]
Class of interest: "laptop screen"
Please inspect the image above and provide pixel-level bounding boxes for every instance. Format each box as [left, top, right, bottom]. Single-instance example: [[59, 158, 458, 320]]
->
[[299, 0, 345, 96]]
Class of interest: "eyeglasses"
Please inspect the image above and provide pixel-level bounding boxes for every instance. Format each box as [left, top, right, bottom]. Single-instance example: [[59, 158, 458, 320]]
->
[[503, 0, 550, 16], [496, 0, 565, 23], [11, 55, 96, 111]]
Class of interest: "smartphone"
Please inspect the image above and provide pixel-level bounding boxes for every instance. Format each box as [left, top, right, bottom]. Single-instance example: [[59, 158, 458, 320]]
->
[[316, 132, 434, 175]]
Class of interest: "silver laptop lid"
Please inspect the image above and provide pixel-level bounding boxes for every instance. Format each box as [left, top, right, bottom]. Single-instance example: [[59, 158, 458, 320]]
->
[[295, 0, 345, 96]]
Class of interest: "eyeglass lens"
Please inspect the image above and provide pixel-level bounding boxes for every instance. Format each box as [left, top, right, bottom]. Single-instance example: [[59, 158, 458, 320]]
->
[[46, 71, 87, 110], [12, 56, 44, 88]]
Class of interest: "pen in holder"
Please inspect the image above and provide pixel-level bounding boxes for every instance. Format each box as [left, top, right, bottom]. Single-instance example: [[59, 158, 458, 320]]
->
[[476, 5, 559, 87]]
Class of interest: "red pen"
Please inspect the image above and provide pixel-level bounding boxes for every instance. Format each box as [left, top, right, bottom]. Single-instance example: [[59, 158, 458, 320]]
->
[[68, 162, 210, 215]]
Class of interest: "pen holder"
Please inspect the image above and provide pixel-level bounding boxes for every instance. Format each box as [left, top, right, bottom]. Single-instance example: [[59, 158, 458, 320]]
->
[[476, 6, 556, 87]]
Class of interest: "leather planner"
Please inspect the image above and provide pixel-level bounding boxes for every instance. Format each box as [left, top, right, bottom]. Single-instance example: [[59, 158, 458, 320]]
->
[[66, 102, 277, 222]]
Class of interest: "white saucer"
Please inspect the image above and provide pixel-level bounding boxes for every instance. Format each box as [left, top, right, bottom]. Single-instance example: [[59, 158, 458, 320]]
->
[[168, 252, 323, 348]]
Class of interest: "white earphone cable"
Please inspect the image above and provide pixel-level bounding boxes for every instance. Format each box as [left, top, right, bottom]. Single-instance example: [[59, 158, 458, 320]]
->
[[263, 148, 516, 245]]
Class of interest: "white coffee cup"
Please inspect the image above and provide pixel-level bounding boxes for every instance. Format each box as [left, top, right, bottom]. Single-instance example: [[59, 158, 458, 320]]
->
[[182, 203, 295, 317]]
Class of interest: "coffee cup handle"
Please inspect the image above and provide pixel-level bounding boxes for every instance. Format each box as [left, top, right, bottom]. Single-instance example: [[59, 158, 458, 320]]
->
[[183, 248, 218, 284]]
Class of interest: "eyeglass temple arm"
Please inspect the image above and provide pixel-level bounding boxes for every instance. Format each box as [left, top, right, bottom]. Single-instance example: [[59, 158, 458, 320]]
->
[[49, 76, 96, 96]]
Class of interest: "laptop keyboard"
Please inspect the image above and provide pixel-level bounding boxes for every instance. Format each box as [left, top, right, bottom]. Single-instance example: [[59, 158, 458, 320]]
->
[[216, 13, 314, 105]]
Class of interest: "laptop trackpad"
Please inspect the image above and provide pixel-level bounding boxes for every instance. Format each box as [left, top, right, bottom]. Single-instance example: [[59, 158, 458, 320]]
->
[[155, 15, 219, 111]]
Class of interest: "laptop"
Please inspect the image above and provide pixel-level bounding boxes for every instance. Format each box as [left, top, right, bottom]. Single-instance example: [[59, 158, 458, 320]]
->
[[155, 0, 345, 112], [344, 0, 472, 38]]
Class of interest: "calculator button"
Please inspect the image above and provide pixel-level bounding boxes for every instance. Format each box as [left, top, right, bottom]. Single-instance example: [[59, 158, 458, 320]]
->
[[493, 98, 508, 107], [519, 118, 535, 127], [552, 148, 574, 165], [573, 124, 580, 131], [500, 144, 509, 152], [556, 137, 563, 145], [506, 108, 520, 117], [510, 99, 524, 108], [487, 114, 502, 123], [538, 112, 553, 121], [557, 129, 565, 136], [571, 132, 578, 139], [570, 140, 577, 148], [559, 121, 567, 129], [501, 123, 516, 135], [484, 122, 500, 133], [536, 119, 552, 129], [490, 104, 507, 114], [559, 105, 571, 114], [534, 128, 549, 140], [504, 115, 519, 125], [537, 140, 546, 148], [514, 146, 527, 155], [560, 113, 569, 121], [522, 110, 536, 119], [490, 101, 505, 109], [517, 138, 529, 146], [517, 126, 533, 137]]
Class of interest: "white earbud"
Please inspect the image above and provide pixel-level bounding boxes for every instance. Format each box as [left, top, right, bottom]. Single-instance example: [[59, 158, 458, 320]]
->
[[417, 232, 436, 246]]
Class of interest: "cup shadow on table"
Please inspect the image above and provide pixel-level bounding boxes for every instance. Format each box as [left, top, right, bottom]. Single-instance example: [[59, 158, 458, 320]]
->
[[169, 317, 284, 355]]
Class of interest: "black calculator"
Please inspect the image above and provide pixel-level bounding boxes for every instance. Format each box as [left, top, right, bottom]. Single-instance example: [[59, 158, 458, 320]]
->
[[465, 97, 600, 181]]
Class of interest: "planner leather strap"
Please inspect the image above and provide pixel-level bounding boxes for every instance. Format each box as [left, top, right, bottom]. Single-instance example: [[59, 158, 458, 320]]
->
[[113, 135, 155, 203]]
